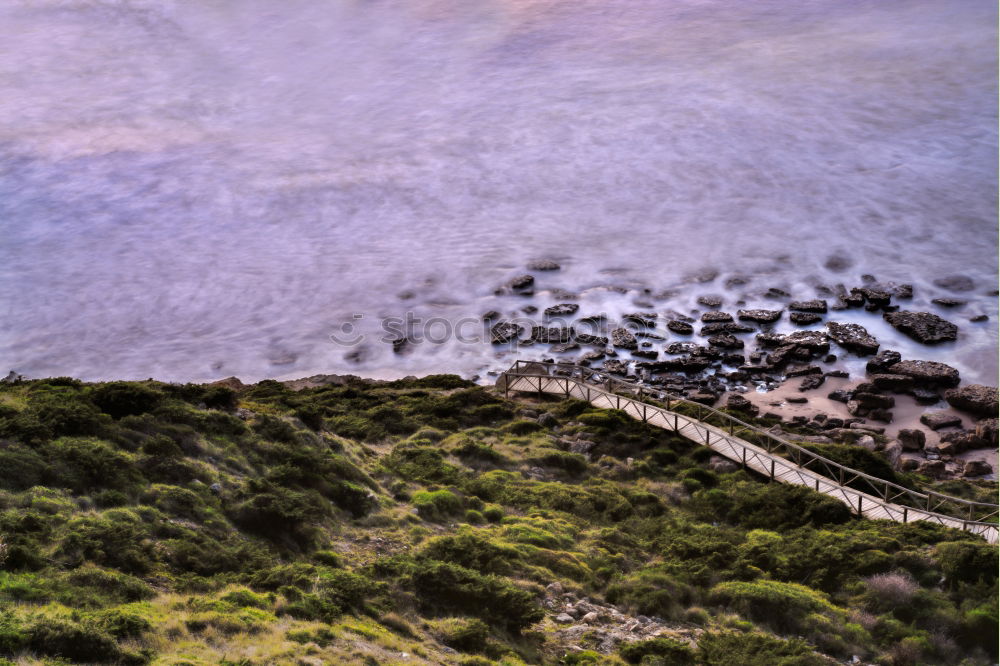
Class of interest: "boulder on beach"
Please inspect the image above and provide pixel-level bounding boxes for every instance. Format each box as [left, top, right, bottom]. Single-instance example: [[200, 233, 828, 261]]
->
[[726, 393, 758, 415], [826, 321, 880, 355], [883, 311, 958, 344], [890, 360, 960, 387], [963, 460, 993, 478], [897, 428, 925, 451], [944, 384, 998, 417], [919, 411, 962, 431]]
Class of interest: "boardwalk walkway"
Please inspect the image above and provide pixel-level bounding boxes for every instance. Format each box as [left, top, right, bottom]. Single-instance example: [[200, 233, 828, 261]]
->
[[498, 361, 998, 543]]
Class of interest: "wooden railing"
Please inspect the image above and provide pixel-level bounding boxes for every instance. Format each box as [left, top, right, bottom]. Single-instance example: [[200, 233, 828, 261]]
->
[[498, 360, 998, 543]]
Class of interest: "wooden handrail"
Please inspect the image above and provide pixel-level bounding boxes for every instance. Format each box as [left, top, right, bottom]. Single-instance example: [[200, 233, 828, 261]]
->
[[499, 360, 999, 538]]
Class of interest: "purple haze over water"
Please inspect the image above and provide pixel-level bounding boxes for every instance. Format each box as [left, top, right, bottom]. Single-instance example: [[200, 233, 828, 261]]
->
[[0, 0, 996, 384]]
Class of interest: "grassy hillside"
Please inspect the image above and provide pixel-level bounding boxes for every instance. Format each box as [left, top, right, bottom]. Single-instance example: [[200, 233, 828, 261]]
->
[[0, 374, 995, 665]]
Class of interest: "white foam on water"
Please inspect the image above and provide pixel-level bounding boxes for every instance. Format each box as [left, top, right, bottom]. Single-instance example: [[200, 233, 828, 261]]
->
[[0, 0, 996, 384]]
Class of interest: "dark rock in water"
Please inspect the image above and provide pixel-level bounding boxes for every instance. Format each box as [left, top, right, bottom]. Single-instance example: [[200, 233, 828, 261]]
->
[[854, 392, 895, 409], [722, 353, 745, 365], [933, 275, 975, 292], [639, 356, 712, 373], [786, 365, 822, 377], [826, 322, 879, 355], [725, 276, 749, 289], [828, 389, 853, 403], [578, 314, 607, 325], [390, 337, 409, 353], [551, 342, 580, 353], [602, 359, 628, 375], [824, 253, 853, 272], [766, 287, 790, 299], [701, 322, 755, 335], [909, 387, 942, 405], [701, 311, 734, 323], [697, 295, 724, 308], [799, 375, 825, 391], [790, 312, 823, 325], [666, 342, 702, 355], [756, 332, 786, 348], [920, 411, 963, 430], [870, 374, 913, 392], [825, 370, 850, 378], [883, 311, 958, 344], [528, 260, 560, 271], [490, 322, 523, 344], [970, 314, 989, 322], [866, 349, 901, 373], [892, 283, 914, 299], [689, 390, 719, 405], [531, 326, 574, 344], [891, 360, 960, 387], [708, 334, 743, 349], [837, 293, 865, 309], [509, 274, 535, 290], [624, 312, 657, 327], [898, 429, 926, 451], [522, 305, 538, 314], [580, 350, 605, 363], [576, 333, 609, 346], [611, 327, 638, 350], [944, 384, 998, 416], [824, 354, 838, 363], [667, 320, 694, 335], [852, 287, 892, 306], [482, 310, 501, 321], [790, 299, 828, 313], [726, 394, 758, 415], [869, 408, 893, 423], [737, 309, 782, 323], [544, 303, 579, 317], [636, 332, 666, 341], [632, 349, 658, 360], [932, 298, 966, 307], [964, 460, 993, 477]]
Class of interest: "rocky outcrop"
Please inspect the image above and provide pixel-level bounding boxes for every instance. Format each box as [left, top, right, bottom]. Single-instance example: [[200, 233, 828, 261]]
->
[[890, 360, 960, 388], [531, 326, 574, 344], [870, 374, 913, 392], [963, 460, 992, 477], [826, 322, 879, 355], [701, 311, 733, 323], [726, 393, 759, 415], [700, 322, 755, 335], [866, 349, 901, 373], [944, 385, 998, 417], [883, 311, 958, 344]]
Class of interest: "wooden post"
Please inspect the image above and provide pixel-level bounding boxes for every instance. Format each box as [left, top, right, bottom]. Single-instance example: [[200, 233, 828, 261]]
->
[[857, 495, 863, 516], [903, 507, 908, 523], [769, 459, 775, 480]]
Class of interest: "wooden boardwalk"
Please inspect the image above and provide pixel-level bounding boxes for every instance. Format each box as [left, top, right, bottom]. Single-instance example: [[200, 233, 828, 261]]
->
[[498, 361, 998, 544]]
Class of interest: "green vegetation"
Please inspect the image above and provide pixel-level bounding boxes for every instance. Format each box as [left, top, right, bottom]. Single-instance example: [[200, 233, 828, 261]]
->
[[0, 376, 994, 664]]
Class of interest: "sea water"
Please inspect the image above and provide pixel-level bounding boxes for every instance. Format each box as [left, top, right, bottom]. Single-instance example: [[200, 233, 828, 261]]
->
[[1, 0, 996, 385]]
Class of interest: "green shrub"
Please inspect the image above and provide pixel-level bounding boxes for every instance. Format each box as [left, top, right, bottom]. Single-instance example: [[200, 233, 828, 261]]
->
[[45, 437, 140, 493], [410, 560, 543, 632], [27, 617, 121, 663], [528, 451, 588, 475], [606, 569, 691, 620], [57, 511, 154, 574], [697, 631, 831, 666], [384, 445, 463, 485], [710, 580, 840, 634], [483, 506, 504, 523], [64, 565, 156, 604], [89, 608, 153, 639], [936, 541, 998, 586], [221, 588, 273, 609], [437, 617, 491, 653], [413, 489, 463, 521], [229, 481, 327, 547], [726, 482, 852, 530], [91, 382, 164, 419], [619, 636, 694, 665], [203, 385, 239, 411], [421, 529, 521, 574], [0, 611, 25, 653], [0, 447, 46, 491]]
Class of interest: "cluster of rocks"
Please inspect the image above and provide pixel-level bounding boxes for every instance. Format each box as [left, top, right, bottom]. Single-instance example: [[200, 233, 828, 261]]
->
[[484, 266, 980, 405], [542, 582, 695, 655]]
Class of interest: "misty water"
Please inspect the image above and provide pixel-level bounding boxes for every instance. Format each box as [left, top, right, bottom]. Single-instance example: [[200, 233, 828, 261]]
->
[[1, 0, 997, 386]]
